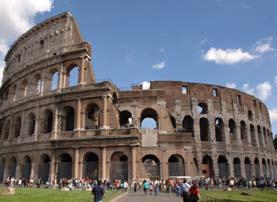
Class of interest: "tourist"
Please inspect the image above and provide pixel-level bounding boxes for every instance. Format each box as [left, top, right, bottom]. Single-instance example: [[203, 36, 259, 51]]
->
[[189, 181, 200, 202], [143, 180, 150, 195], [180, 179, 190, 202], [92, 180, 105, 202]]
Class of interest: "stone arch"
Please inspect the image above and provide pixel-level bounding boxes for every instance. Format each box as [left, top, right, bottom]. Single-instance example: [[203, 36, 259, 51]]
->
[[85, 103, 100, 129], [38, 154, 50, 183], [0, 158, 5, 182], [110, 151, 128, 181], [51, 71, 59, 91], [62, 106, 75, 131], [170, 115, 176, 129], [83, 152, 99, 179], [240, 121, 247, 140], [168, 154, 185, 177], [182, 115, 194, 133], [254, 158, 260, 178], [218, 155, 229, 177], [215, 118, 224, 142], [22, 155, 32, 180], [233, 158, 241, 177], [248, 110, 253, 121], [245, 157, 252, 179], [142, 154, 160, 179], [14, 116, 21, 138], [267, 159, 271, 178], [197, 102, 208, 114], [119, 110, 132, 128], [228, 119, 237, 139], [257, 125, 263, 147], [3, 119, 10, 140], [8, 156, 17, 178], [202, 155, 214, 177], [200, 118, 209, 141], [34, 74, 42, 95], [250, 124, 257, 147], [140, 108, 158, 129], [66, 65, 80, 87], [262, 158, 266, 178], [27, 113, 36, 136], [43, 109, 53, 133], [263, 127, 267, 146], [19, 79, 28, 98], [57, 153, 73, 181]]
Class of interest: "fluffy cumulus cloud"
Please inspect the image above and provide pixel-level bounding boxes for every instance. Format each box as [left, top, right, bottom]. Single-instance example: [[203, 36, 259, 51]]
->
[[226, 82, 237, 89], [256, 81, 272, 101], [255, 43, 274, 53], [203, 47, 256, 65], [269, 109, 277, 122], [0, 0, 54, 85], [242, 83, 255, 95], [152, 61, 166, 69], [140, 81, 150, 90]]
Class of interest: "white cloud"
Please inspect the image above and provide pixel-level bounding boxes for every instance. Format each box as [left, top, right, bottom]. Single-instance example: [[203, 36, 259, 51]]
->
[[255, 43, 274, 53], [226, 82, 236, 89], [203, 47, 256, 65], [274, 76, 277, 87], [0, 0, 53, 85], [269, 109, 277, 122], [242, 83, 255, 95], [152, 61, 166, 69], [256, 81, 272, 101], [140, 81, 150, 90]]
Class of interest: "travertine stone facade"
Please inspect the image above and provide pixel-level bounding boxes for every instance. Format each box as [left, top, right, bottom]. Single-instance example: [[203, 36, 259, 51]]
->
[[0, 12, 276, 183]]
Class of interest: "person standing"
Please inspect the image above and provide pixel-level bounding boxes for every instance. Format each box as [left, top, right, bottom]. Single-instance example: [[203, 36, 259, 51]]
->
[[180, 179, 191, 202], [92, 180, 105, 202], [189, 181, 200, 202], [143, 180, 150, 195]]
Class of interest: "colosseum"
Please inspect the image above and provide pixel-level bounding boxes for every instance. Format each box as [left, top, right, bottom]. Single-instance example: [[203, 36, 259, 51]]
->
[[0, 12, 276, 184]]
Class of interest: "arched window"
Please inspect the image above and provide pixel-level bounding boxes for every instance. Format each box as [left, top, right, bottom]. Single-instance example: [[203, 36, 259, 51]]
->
[[250, 124, 256, 147], [22, 156, 32, 180], [110, 152, 128, 181], [3, 119, 10, 140], [8, 157, 17, 178], [85, 104, 100, 129], [257, 125, 263, 147], [63, 107, 75, 131], [57, 153, 73, 181], [182, 115, 194, 133], [228, 119, 236, 135], [202, 155, 214, 177], [200, 118, 209, 141], [233, 158, 241, 177], [197, 102, 208, 114], [119, 110, 132, 128], [38, 154, 50, 183], [28, 113, 36, 136], [245, 157, 252, 179], [248, 110, 253, 121], [140, 108, 158, 129], [51, 71, 59, 90], [43, 110, 53, 133], [168, 155, 185, 176], [218, 155, 229, 177], [240, 121, 247, 140], [20, 79, 28, 98], [14, 116, 21, 138], [215, 118, 224, 142], [142, 155, 160, 179], [83, 152, 99, 179], [68, 66, 79, 87], [170, 115, 176, 129]]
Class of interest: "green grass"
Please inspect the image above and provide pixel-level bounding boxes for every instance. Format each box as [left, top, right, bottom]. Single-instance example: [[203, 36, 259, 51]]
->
[[200, 189, 277, 202], [0, 188, 123, 202]]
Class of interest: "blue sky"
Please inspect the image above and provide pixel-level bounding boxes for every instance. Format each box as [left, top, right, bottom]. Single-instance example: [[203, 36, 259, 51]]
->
[[0, 0, 277, 135]]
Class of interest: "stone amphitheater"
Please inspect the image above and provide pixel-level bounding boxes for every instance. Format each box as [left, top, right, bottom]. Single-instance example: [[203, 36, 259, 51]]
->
[[0, 12, 276, 184]]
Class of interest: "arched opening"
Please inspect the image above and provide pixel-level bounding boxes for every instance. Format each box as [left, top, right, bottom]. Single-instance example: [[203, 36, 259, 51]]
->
[[262, 159, 266, 178], [34, 74, 42, 94], [233, 158, 241, 177], [22, 156, 32, 180], [83, 152, 99, 179], [110, 152, 128, 181], [63, 106, 75, 131], [170, 115, 176, 129], [67, 66, 79, 87], [182, 115, 194, 133], [57, 153, 72, 181], [3, 120, 10, 140], [142, 155, 160, 179], [215, 118, 224, 142], [254, 158, 259, 178], [197, 102, 208, 114], [240, 121, 247, 140], [200, 118, 209, 141], [20, 80, 28, 98], [10, 85, 17, 101], [202, 155, 214, 177], [85, 104, 100, 129], [267, 159, 271, 178], [38, 154, 50, 183], [43, 110, 53, 133], [248, 110, 253, 121], [0, 159, 5, 182], [228, 119, 236, 139], [28, 113, 36, 136], [14, 116, 21, 138], [257, 125, 263, 147], [51, 71, 59, 90], [168, 155, 185, 177], [140, 108, 158, 129], [263, 127, 267, 146], [218, 155, 229, 177], [250, 124, 257, 147], [119, 110, 132, 128], [245, 157, 252, 179], [8, 157, 17, 178]]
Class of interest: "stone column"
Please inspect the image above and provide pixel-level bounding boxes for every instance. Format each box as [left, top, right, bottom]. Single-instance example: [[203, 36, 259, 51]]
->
[[228, 157, 234, 177], [131, 146, 136, 182], [40, 69, 44, 96], [16, 162, 22, 179], [58, 64, 65, 90], [251, 163, 256, 178], [74, 149, 79, 178], [31, 162, 38, 180], [75, 99, 82, 136], [33, 109, 39, 141], [8, 118, 13, 142], [50, 155, 56, 184], [259, 159, 263, 177], [20, 112, 25, 144], [51, 107, 59, 140], [240, 158, 246, 178], [79, 59, 86, 85], [101, 96, 108, 129], [101, 147, 107, 180], [212, 156, 219, 177]]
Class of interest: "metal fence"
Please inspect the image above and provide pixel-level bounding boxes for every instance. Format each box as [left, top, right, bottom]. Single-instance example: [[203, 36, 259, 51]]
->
[[110, 161, 128, 182]]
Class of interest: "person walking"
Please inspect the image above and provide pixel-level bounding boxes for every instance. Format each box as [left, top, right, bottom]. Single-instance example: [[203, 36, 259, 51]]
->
[[143, 180, 150, 195], [92, 180, 105, 202], [189, 181, 200, 202], [180, 179, 191, 202]]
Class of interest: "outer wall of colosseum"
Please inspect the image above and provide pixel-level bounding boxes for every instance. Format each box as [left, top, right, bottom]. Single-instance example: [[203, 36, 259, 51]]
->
[[0, 12, 276, 184]]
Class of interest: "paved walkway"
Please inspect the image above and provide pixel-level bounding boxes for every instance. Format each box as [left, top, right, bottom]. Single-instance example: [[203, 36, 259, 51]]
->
[[115, 191, 182, 202]]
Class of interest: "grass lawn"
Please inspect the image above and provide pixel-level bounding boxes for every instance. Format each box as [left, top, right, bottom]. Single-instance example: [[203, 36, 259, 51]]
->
[[0, 188, 123, 202], [200, 189, 277, 202]]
